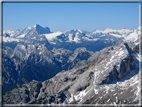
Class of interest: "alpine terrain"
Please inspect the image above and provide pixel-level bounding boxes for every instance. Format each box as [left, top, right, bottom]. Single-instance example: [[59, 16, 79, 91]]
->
[[1, 24, 141, 106]]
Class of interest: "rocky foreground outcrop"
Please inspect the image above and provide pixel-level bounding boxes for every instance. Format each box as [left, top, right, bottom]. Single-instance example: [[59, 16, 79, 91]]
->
[[3, 41, 140, 105]]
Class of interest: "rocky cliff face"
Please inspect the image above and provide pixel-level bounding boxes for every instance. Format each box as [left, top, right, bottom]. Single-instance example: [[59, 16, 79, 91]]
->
[[2, 43, 60, 93], [3, 41, 140, 105], [2, 43, 95, 93]]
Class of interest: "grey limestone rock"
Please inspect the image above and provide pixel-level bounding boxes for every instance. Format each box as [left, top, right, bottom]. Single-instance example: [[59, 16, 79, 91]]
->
[[3, 41, 140, 105]]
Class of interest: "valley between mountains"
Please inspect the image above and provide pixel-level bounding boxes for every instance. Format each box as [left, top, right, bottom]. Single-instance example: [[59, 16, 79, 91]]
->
[[1, 24, 141, 105]]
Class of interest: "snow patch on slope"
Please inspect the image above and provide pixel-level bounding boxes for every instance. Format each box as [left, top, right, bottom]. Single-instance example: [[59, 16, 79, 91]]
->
[[44, 31, 63, 41], [3, 37, 20, 42], [124, 29, 140, 42], [16, 34, 26, 38], [73, 32, 80, 43], [102, 28, 132, 34], [109, 33, 123, 38]]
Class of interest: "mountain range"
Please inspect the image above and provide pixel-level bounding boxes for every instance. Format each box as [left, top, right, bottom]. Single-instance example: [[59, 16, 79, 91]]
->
[[2, 24, 140, 51], [1, 24, 141, 105]]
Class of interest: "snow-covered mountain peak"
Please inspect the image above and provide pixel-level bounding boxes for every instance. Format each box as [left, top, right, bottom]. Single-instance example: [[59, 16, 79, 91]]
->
[[33, 24, 38, 28], [33, 24, 41, 29], [78, 29, 83, 33], [69, 28, 78, 32], [34, 24, 51, 34], [3, 30, 13, 35], [91, 28, 133, 39], [8, 24, 51, 38], [92, 27, 132, 35], [102, 28, 114, 33], [64, 29, 83, 34], [27, 27, 32, 30], [92, 28, 132, 35], [93, 29, 103, 34], [13, 28, 20, 32], [33, 24, 43, 28]]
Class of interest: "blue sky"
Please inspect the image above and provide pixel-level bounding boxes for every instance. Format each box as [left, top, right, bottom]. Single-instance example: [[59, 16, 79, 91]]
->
[[3, 2, 139, 32]]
